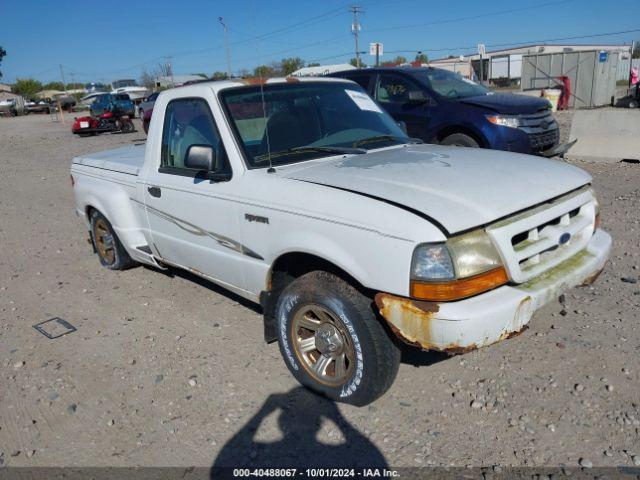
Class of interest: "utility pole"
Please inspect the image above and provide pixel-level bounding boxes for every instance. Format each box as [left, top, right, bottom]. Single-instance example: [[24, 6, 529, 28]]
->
[[59, 64, 68, 93], [218, 17, 232, 78], [350, 5, 363, 68]]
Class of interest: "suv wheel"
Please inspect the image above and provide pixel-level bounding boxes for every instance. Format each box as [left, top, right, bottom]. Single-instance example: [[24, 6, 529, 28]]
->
[[276, 271, 401, 406], [440, 133, 480, 148]]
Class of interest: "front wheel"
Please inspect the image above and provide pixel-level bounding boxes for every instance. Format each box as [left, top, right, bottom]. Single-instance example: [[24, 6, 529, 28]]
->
[[630, 99, 638, 109], [276, 271, 401, 406], [440, 133, 480, 148]]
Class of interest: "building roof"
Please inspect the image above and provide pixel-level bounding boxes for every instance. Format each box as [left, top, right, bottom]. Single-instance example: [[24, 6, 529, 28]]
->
[[291, 63, 356, 77]]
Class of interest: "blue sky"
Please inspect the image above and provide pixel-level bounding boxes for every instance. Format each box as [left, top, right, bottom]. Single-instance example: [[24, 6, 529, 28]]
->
[[1, 0, 638, 84]]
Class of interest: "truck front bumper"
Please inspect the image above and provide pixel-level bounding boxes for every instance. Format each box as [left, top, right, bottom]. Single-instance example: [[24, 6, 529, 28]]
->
[[375, 229, 611, 353]]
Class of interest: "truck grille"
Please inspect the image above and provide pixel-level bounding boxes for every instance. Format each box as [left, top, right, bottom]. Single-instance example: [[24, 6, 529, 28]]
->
[[518, 110, 559, 152], [485, 187, 596, 283]]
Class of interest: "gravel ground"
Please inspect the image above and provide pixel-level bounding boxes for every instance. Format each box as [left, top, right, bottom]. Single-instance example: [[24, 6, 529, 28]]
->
[[1, 113, 639, 471]]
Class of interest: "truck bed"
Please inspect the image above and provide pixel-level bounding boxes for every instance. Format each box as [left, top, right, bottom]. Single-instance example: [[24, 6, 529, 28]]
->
[[72, 144, 145, 176]]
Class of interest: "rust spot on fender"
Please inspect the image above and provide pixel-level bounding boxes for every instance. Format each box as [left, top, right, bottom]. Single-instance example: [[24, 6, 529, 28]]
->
[[375, 292, 446, 351]]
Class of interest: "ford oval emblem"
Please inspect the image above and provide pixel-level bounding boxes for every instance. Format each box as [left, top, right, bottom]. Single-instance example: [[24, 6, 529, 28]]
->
[[559, 233, 571, 245]]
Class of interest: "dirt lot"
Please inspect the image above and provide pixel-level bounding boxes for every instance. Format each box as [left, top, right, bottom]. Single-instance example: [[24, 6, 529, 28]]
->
[[1, 113, 639, 472]]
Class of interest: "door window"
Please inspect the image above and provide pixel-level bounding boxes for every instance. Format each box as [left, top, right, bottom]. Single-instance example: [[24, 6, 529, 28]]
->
[[160, 98, 228, 174], [376, 74, 422, 103], [344, 73, 372, 91]]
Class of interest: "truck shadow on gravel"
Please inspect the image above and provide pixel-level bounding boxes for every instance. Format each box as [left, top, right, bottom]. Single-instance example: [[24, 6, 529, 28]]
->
[[210, 387, 387, 478]]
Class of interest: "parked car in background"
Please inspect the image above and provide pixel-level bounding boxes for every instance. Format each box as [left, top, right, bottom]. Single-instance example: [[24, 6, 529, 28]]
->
[[90, 93, 135, 118], [138, 91, 159, 122], [25, 100, 52, 114], [329, 67, 573, 157], [0, 97, 26, 116], [70, 78, 610, 405]]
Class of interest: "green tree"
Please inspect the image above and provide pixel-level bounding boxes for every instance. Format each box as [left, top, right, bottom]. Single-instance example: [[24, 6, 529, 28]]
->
[[42, 81, 64, 91], [307, 62, 320, 67], [633, 42, 640, 59], [66, 82, 85, 90], [13, 78, 43, 99], [211, 71, 228, 80], [280, 57, 305, 75], [415, 52, 429, 64], [0, 46, 6, 79], [349, 57, 366, 68], [253, 65, 276, 78]]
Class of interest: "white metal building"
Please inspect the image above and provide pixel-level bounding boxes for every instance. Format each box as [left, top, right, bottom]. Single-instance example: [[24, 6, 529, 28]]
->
[[429, 44, 632, 83]]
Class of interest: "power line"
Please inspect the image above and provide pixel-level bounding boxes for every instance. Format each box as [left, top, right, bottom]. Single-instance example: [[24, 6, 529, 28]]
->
[[364, 0, 576, 34], [382, 27, 640, 57]]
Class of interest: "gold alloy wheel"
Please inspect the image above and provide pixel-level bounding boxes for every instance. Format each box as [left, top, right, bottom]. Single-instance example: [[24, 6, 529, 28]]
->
[[291, 304, 355, 387], [94, 218, 116, 265]]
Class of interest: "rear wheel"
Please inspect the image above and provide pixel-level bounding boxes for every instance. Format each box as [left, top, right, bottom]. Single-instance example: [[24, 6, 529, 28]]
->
[[276, 271, 400, 406], [121, 120, 134, 133], [630, 99, 638, 109], [440, 133, 480, 148], [90, 210, 137, 270]]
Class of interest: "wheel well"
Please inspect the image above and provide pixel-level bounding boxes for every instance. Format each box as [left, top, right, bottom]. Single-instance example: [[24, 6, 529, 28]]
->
[[261, 252, 371, 343], [435, 125, 485, 147], [85, 205, 97, 220]]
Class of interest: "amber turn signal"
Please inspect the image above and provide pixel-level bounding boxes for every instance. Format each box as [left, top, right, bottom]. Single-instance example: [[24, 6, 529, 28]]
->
[[594, 212, 601, 230], [410, 267, 509, 301]]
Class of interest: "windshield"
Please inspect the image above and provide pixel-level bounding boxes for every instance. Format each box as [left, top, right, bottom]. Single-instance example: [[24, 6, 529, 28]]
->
[[220, 82, 409, 168], [412, 69, 490, 99]]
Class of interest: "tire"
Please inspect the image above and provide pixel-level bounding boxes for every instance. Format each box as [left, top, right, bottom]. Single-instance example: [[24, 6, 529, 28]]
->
[[89, 209, 137, 270], [276, 271, 401, 406], [440, 133, 480, 148], [138, 108, 143, 119], [121, 121, 134, 133], [143, 117, 150, 135], [630, 99, 638, 109]]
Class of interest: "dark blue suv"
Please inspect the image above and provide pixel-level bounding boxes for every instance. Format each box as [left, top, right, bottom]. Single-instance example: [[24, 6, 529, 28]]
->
[[329, 67, 571, 156]]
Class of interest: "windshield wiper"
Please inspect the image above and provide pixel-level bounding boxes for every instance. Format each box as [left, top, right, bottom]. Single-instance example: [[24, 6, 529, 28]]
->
[[255, 145, 366, 161], [352, 135, 423, 147]]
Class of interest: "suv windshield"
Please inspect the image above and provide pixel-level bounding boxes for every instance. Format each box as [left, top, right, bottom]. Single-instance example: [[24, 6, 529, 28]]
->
[[412, 69, 490, 100], [220, 82, 410, 168]]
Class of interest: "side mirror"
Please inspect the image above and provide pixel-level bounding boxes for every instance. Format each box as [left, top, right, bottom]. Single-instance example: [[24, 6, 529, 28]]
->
[[184, 144, 232, 181], [185, 144, 215, 171]]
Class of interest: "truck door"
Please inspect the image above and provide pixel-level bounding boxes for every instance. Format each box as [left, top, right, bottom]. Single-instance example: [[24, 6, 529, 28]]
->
[[374, 73, 433, 141], [142, 96, 245, 289]]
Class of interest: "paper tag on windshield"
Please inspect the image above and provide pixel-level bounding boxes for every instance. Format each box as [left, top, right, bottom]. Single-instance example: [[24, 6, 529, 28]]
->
[[345, 89, 383, 113]]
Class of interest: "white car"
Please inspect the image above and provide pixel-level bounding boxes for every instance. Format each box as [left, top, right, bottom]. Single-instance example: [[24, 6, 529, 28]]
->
[[70, 77, 611, 405]]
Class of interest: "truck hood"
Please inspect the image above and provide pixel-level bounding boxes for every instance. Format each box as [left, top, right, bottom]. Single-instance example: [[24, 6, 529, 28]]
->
[[459, 93, 551, 114], [281, 144, 591, 234]]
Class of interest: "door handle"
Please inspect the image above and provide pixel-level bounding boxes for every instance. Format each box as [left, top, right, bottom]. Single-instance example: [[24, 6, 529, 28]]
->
[[147, 186, 161, 198]]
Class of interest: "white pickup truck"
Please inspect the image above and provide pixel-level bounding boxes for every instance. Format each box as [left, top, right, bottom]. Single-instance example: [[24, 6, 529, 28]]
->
[[71, 77, 611, 405]]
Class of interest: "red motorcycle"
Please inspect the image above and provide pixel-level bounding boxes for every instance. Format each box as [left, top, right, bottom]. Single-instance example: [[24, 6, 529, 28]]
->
[[72, 111, 134, 136]]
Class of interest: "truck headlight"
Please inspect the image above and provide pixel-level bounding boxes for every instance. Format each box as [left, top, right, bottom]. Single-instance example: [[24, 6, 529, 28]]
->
[[486, 114, 520, 129], [410, 230, 508, 301]]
